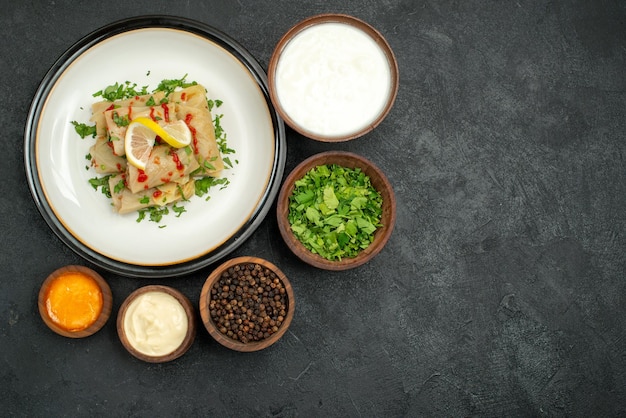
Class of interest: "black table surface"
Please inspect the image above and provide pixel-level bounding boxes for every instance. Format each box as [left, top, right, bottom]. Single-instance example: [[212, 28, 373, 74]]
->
[[2, 1, 625, 416]]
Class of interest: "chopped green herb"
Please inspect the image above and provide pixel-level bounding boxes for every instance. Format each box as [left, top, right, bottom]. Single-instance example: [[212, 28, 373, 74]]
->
[[213, 113, 235, 155], [113, 179, 125, 194], [112, 111, 129, 127], [207, 99, 223, 111], [93, 81, 148, 101], [137, 206, 169, 223], [172, 203, 186, 217], [176, 184, 190, 201], [88, 175, 112, 198], [153, 74, 197, 96], [71, 121, 97, 138], [287, 164, 383, 261], [195, 176, 230, 200], [145, 96, 156, 106]]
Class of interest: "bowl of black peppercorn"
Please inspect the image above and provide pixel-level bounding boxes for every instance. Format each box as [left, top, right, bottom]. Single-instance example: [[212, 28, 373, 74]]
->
[[199, 256, 295, 352]]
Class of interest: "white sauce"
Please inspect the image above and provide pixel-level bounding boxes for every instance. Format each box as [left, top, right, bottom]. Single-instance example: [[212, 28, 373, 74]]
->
[[275, 22, 392, 138], [123, 291, 188, 356]]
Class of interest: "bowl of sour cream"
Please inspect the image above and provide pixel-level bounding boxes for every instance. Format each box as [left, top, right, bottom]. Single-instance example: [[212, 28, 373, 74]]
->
[[268, 14, 399, 142], [117, 285, 196, 363]]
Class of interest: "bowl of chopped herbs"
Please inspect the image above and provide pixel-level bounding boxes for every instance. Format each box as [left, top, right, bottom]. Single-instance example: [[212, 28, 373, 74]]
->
[[277, 151, 396, 270]]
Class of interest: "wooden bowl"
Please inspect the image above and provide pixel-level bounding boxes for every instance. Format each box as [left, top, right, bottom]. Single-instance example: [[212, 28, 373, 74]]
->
[[38, 265, 112, 338], [117, 285, 196, 363], [277, 151, 396, 270], [268, 13, 399, 142], [199, 256, 295, 352]]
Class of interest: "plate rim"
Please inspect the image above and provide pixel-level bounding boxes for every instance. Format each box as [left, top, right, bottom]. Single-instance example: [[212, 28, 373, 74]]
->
[[24, 15, 287, 278]]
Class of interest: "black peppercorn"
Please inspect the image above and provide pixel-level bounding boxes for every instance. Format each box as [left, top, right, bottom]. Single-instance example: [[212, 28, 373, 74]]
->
[[209, 262, 288, 344]]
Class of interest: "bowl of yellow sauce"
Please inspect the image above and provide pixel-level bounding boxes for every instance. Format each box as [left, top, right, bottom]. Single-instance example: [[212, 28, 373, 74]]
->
[[38, 265, 112, 338]]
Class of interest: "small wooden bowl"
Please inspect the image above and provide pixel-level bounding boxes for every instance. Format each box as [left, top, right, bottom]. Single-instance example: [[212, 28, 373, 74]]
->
[[38, 265, 112, 338], [117, 285, 196, 363], [277, 151, 396, 270], [199, 256, 295, 352], [268, 13, 399, 142]]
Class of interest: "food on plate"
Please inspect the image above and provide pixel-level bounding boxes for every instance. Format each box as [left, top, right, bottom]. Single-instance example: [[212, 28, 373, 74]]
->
[[73, 76, 235, 223]]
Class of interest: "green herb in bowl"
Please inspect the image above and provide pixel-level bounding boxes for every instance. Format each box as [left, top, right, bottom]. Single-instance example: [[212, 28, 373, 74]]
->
[[287, 164, 383, 261]]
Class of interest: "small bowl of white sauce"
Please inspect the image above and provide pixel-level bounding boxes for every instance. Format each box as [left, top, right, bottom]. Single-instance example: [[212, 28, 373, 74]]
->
[[268, 14, 399, 142], [117, 285, 196, 363]]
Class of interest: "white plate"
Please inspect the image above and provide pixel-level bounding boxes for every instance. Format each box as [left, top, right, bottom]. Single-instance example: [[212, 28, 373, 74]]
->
[[25, 16, 286, 278]]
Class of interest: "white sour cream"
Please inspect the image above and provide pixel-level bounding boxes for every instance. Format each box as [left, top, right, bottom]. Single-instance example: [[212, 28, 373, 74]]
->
[[275, 22, 392, 138], [123, 291, 188, 356]]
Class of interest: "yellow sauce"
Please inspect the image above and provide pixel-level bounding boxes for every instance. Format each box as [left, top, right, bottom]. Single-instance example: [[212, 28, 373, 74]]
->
[[45, 272, 103, 332]]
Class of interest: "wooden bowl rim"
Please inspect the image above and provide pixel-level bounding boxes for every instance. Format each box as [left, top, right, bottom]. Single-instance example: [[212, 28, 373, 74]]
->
[[199, 256, 295, 352], [267, 13, 399, 142], [38, 265, 112, 339], [116, 285, 196, 363], [276, 151, 396, 270]]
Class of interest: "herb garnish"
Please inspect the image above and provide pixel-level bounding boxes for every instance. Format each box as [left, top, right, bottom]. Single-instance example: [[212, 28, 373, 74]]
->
[[112, 111, 130, 127], [88, 175, 112, 198], [93, 81, 149, 101], [195, 177, 230, 200], [154, 74, 197, 96], [71, 121, 97, 139], [287, 164, 383, 261], [137, 206, 169, 224]]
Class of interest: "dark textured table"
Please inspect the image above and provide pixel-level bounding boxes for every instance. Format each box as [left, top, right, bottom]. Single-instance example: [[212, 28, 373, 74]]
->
[[2, 1, 625, 416]]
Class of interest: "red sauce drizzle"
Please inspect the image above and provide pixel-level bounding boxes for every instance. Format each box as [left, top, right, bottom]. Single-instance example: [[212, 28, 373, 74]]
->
[[153, 190, 163, 199], [180, 92, 187, 101], [127, 105, 133, 121], [116, 163, 123, 172], [137, 169, 148, 183], [171, 151, 184, 171], [161, 103, 170, 122], [105, 104, 115, 111], [185, 113, 199, 154], [149, 107, 156, 121]]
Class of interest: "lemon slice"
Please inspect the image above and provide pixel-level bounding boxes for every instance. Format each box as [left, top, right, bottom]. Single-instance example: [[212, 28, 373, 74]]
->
[[130, 117, 192, 148], [124, 121, 157, 170]]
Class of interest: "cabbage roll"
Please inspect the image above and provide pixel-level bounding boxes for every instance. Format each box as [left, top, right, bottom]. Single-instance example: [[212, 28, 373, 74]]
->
[[104, 103, 176, 157], [89, 136, 127, 174], [170, 85, 224, 176], [90, 91, 167, 138], [176, 104, 224, 176], [169, 84, 208, 108], [108, 174, 195, 214], [126, 145, 199, 194]]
